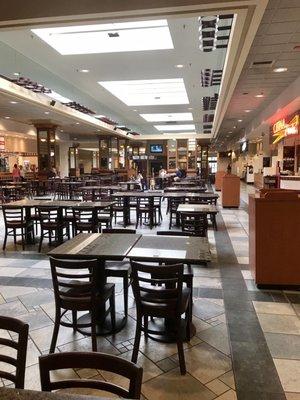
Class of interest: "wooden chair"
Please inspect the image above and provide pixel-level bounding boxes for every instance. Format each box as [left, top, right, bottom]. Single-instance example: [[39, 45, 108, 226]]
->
[[103, 228, 136, 318], [168, 196, 185, 229], [0, 316, 29, 389], [181, 212, 208, 237], [130, 261, 190, 374], [49, 257, 115, 353], [39, 351, 143, 399], [38, 206, 69, 252], [72, 206, 99, 235], [2, 205, 34, 250]]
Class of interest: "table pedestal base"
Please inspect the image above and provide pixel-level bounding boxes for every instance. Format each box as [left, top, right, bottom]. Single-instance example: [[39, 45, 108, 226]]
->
[[77, 312, 126, 336], [147, 318, 196, 343]]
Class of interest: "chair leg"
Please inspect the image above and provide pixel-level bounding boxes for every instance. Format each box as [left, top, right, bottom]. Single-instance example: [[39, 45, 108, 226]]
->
[[38, 232, 43, 253], [123, 276, 128, 318], [109, 290, 116, 330], [3, 229, 7, 250], [50, 310, 60, 353], [21, 228, 25, 250], [72, 310, 77, 332], [91, 309, 97, 352], [177, 339, 186, 375], [132, 318, 142, 363], [144, 315, 148, 342]]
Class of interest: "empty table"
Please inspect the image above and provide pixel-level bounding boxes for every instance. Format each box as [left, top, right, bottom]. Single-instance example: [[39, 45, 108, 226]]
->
[[177, 203, 219, 230]]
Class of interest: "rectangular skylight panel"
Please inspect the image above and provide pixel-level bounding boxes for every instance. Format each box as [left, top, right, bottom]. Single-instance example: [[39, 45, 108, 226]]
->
[[98, 79, 189, 106], [155, 124, 195, 131], [31, 20, 174, 55], [140, 113, 193, 122]]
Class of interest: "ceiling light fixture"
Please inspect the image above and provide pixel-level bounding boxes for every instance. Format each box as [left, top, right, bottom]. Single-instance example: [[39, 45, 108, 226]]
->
[[10, 101, 18, 104], [238, 119, 243, 122], [99, 78, 189, 106], [75, 122, 80, 125], [255, 93, 264, 98], [175, 64, 184, 68], [79, 69, 90, 73], [44, 111, 50, 114], [244, 109, 252, 113], [140, 113, 193, 122], [154, 124, 195, 131], [32, 20, 174, 55], [4, 116, 11, 119], [13, 72, 20, 76], [273, 67, 287, 73], [188, 107, 193, 110]]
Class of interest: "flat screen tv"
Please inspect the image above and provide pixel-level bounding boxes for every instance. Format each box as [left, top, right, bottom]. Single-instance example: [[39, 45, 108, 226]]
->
[[150, 144, 163, 153]]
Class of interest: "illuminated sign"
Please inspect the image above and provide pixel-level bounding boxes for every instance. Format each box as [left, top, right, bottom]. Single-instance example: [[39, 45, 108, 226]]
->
[[272, 114, 299, 144]]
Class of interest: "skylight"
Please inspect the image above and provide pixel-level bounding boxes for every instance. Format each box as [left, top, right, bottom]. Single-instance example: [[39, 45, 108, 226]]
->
[[154, 124, 195, 131], [31, 20, 174, 55], [98, 79, 189, 106], [140, 113, 193, 122]]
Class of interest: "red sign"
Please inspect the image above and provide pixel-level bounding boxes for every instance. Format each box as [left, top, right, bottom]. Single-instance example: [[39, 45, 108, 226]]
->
[[272, 114, 299, 144]]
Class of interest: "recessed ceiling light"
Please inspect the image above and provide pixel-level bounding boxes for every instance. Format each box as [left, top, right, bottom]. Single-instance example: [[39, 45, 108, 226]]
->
[[99, 79, 189, 106], [175, 64, 184, 68], [13, 72, 20, 76], [60, 129, 64, 132], [79, 69, 90, 73], [238, 119, 243, 122], [244, 109, 252, 113], [273, 67, 287, 73], [74, 137, 78, 140], [228, 131, 232, 133], [140, 113, 193, 122], [10, 101, 18, 104], [133, 109, 138, 112], [44, 111, 50, 114], [4, 116, 10, 119], [75, 122, 80, 125], [255, 94, 264, 98], [154, 124, 195, 131], [32, 20, 174, 55], [188, 107, 193, 110]]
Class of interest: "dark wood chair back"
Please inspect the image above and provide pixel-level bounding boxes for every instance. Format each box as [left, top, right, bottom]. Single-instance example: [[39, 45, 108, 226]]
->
[[38, 206, 61, 229], [72, 206, 97, 232], [2, 206, 25, 227], [39, 351, 143, 399], [49, 257, 99, 311], [131, 261, 184, 319], [180, 212, 208, 237], [0, 316, 29, 389]]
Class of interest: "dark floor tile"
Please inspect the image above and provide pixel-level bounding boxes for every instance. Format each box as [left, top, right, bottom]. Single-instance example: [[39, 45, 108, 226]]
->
[[226, 310, 265, 343], [236, 389, 286, 400], [271, 293, 289, 303], [285, 293, 300, 304], [193, 298, 224, 320], [193, 287, 223, 299], [6, 277, 53, 289], [247, 292, 274, 302], [231, 340, 284, 394]]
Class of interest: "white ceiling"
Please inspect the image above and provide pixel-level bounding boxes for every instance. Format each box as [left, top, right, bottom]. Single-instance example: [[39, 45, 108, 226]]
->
[[217, 0, 300, 148], [0, 15, 228, 136]]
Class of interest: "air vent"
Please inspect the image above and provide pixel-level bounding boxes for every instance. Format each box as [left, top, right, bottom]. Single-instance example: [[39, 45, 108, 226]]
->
[[108, 32, 120, 38], [250, 60, 274, 69]]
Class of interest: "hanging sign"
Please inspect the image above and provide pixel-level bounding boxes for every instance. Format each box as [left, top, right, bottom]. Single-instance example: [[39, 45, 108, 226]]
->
[[272, 114, 299, 144]]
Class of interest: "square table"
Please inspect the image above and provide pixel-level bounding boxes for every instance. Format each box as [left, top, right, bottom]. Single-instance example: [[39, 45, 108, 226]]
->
[[48, 233, 141, 335]]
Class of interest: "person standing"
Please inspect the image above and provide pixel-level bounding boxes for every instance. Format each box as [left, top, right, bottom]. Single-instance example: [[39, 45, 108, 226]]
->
[[19, 165, 25, 181], [12, 163, 21, 182]]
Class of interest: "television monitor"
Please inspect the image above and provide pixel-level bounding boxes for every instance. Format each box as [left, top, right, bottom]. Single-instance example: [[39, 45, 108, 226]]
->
[[150, 144, 163, 153]]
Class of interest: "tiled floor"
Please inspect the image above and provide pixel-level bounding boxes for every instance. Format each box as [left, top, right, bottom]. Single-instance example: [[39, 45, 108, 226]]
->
[[0, 182, 299, 399]]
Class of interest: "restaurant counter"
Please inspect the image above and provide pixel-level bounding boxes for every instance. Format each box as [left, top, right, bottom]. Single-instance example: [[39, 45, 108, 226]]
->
[[280, 175, 300, 190]]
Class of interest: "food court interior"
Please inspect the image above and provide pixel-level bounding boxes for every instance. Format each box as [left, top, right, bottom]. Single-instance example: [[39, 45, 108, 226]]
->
[[0, 1, 299, 400]]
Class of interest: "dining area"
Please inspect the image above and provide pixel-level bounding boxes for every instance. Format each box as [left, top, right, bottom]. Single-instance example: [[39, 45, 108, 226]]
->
[[0, 174, 225, 400]]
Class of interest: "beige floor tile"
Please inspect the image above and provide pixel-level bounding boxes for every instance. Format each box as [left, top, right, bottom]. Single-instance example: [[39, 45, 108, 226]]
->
[[197, 323, 230, 356], [179, 342, 231, 384], [29, 324, 84, 352], [293, 304, 300, 317], [24, 363, 41, 391], [286, 393, 300, 400], [101, 350, 162, 384], [237, 257, 249, 264], [274, 359, 300, 393], [0, 267, 27, 277], [253, 301, 296, 315], [138, 336, 189, 363], [0, 285, 37, 300], [193, 277, 222, 289], [193, 317, 211, 333], [142, 368, 216, 400], [206, 378, 230, 395], [215, 389, 237, 400], [257, 314, 300, 335], [219, 371, 236, 389], [58, 336, 120, 355], [0, 294, 5, 305]]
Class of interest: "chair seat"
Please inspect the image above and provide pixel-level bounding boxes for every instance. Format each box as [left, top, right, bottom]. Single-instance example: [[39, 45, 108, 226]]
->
[[41, 221, 68, 229], [141, 287, 191, 316], [6, 220, 33, 228], [105, 261, 131, 277]]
